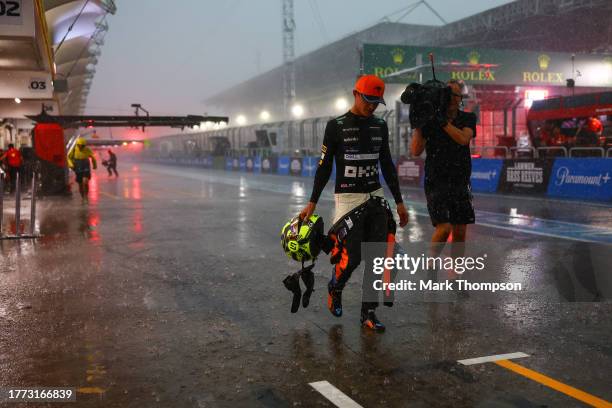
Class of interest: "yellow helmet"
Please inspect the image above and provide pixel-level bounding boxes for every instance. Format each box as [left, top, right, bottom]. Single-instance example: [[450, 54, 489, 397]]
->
[[76, 137, 87, 146]]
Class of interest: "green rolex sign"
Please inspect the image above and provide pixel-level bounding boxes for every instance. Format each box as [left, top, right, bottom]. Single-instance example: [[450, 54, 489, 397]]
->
[[363, 44, 612, 87]]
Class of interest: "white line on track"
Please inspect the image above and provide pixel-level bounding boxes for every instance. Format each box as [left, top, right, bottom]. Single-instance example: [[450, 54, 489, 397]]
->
[[458, 352, 529, 366], [309, 381, 364, 408]]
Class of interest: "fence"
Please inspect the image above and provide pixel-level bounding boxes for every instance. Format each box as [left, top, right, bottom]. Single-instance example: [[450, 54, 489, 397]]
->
[[0, 168, 40, 239], [148, 111, 607, 161]]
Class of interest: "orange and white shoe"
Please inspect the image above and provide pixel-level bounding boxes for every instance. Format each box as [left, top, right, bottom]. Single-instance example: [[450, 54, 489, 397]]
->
[[361, 309, 385, 332]]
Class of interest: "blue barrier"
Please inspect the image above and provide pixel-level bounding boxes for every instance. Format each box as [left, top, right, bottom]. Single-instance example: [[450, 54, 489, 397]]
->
[[471, 159, 504, 193], [302, 156, 318, 177], [262, 156, 278, 173], [245, 157, 254, 172], [156, 156, 611, 203], [547, 158, 612, 201], [278, 156, 290, 175]]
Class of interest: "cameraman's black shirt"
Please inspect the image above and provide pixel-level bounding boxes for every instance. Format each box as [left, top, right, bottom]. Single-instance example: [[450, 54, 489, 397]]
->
[[309, 111, 403, 204], [422, 110, 476, 189]]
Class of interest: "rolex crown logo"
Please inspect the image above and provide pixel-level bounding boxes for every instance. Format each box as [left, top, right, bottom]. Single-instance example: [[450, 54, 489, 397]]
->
[[538, 54, 551, 71], [468, 51, 480, 65], [392, 48, 405, 65]]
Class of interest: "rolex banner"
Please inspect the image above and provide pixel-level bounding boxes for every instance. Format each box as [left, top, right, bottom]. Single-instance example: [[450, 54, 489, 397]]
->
[[499, 159, 555, 194], [363, 44, 612, 88]]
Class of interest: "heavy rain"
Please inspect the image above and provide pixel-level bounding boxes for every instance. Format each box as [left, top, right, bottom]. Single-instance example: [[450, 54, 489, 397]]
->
[[1, 1, 611, 407]]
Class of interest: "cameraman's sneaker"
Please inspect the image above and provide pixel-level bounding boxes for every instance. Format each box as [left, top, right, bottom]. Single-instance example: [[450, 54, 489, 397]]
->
[[361, 309, 385, 332], [327, 283, 343, 317]]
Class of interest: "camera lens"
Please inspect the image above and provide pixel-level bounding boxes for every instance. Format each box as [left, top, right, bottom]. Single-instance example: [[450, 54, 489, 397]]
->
[[400, 83, 421, 104]]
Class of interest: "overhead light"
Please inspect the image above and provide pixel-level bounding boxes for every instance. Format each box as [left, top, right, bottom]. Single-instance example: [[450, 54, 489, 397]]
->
[[260, 110, 270, 121], [524, 89, 548, 108], [291, 104, 304, 118], [14, 98, 21, 104], [334, 98, 348, 111], [236, 115, 247, 126]]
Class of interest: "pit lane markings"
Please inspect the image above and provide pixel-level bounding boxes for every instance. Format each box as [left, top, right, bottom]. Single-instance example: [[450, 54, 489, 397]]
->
[[459, 352, 611, 407], [99, 191, 120, 200], [309, 381, 363, 408], [457, 352, 528, 365]]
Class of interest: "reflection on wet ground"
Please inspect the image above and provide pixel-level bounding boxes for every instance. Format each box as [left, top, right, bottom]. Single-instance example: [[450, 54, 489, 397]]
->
[[0, 164, 610, 407]]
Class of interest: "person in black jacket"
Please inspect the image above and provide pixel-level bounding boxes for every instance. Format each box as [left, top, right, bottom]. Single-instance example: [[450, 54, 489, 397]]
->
[[300, 75, 408, 331], [105, 149, 118, 177], [410, 79, 477, 244]]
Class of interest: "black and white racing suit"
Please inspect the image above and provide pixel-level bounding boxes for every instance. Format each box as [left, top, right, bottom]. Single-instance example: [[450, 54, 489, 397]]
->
[[309, 111, 403, 310]]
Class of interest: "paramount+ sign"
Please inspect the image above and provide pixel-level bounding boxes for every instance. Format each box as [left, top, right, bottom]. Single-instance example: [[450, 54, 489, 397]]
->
[[363, 44, 612, 88]]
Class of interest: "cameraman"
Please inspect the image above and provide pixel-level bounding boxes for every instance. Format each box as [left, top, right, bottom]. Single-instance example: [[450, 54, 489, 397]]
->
[[410, 80, 476, 243]]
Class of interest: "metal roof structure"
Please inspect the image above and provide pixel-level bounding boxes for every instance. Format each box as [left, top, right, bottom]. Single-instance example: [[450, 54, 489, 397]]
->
[[410, 0, 612, 52], [26, 109, 228, 129], [46, 0, 116, 115], [0, 0, 116, 126], [203, 0, 612, 122]]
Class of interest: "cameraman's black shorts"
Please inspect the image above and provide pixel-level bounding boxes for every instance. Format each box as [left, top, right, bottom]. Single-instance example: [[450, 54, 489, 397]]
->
[[425, 183, 475, 227]]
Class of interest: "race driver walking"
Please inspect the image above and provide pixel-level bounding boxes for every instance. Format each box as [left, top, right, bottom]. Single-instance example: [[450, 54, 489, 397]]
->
[[300, 74, 408, 332]]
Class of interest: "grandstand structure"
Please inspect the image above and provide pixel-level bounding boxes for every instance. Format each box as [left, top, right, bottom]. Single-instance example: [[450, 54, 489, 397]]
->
[[156, 0, 612, 158]]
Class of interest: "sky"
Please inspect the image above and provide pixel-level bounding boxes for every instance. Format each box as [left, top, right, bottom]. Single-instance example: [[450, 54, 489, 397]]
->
[[86, 0, 514, 120]]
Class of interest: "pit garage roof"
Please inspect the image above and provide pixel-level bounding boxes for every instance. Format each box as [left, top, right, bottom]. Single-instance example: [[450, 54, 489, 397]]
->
[[0, 0, 116, 122], [47, 0, 116, 115]]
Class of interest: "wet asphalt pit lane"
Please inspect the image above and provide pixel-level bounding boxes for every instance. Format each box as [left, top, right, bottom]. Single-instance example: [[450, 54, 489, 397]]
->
[[1, 165, 610, 407]]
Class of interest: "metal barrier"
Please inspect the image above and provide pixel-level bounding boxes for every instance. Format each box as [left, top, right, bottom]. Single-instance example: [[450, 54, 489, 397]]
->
[[509, 146, 536, 158], [569, 147, 605, 158], [536, 146, 568, 157], [471, 146, 509, 158], [0, 169, 40, 240]]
